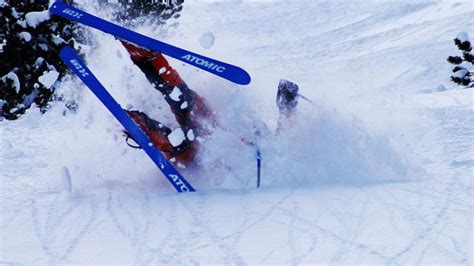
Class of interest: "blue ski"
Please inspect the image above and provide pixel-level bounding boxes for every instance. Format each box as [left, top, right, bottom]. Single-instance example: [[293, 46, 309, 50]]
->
[[59, 46, 195, 193], [50, 1, 251, 85]]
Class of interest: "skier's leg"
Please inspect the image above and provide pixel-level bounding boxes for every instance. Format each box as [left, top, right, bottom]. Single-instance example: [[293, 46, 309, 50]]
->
[[121, 41, 216, 136], [126, 110, 198, 166], [121, 42, 214, 166]]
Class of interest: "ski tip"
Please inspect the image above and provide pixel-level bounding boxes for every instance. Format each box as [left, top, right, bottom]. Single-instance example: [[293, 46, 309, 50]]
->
[[49, 1, 62, 11], [230, 67, 251, 85], [239, 71, 252, 85]]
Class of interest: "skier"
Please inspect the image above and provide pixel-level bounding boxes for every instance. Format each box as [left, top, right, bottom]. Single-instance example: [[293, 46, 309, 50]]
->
[[121, 42, 299, 168]]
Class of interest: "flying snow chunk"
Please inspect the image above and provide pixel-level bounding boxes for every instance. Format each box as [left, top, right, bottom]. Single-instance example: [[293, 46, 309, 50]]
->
[[19, 32, 32, 42], [38, 70, 60, 89], [187, 129, 195, 141], [435, 85, 446, 92], [25, 11, 51, 28], [168, 128, 185, 147], [169, 87, 182, 101], [199, 32, 215, 49], [180, 101, 188, 109], [2, 72, 20, 93]]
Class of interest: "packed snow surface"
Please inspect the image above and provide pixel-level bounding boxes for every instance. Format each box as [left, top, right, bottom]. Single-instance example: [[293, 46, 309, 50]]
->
[[1, 0, 473, 264]]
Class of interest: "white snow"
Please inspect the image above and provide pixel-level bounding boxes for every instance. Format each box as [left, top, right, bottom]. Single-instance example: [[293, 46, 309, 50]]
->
[[159, 67, 167, 74], [187, 129, 195, 141], [38, 70, 60, 89], [199, 31, 215, 49], [435, 84, 446, 92], [453, 68, 468, 79], [18, 31, 32, 42], [1, 72, 20, 93], [456, 31, 469, 43], [168, 127, 186, 147], [16, 19, 27, 28], [180, 101, 188, 109], [35, 57, 45, 68], [11, 7, 19, 19], [38, 43, 49, 51], [1, 1, 473, 265], [61, 167, 73, 193], [52, 35, 66, 45], [0, 39, 6, 53], [169, 86, 182, 101], [25, 10, 50, 28]]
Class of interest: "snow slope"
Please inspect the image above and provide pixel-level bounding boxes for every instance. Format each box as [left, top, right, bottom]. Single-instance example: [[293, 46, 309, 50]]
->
[[1, 0, 473, 264]]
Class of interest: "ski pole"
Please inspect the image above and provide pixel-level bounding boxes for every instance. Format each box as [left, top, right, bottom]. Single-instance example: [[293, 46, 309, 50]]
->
[[297, 93, 313, 103], [256, 150, 262, 188], [297, 93, 326, 110], [50, 2, 251, 85]]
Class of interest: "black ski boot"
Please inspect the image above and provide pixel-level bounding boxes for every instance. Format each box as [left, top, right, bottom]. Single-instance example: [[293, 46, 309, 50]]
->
[[276, 79, 299, 115]]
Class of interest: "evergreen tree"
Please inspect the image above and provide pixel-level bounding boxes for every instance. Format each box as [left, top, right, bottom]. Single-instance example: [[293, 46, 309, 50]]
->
[[1, 0, 185, 121], [102, 0, 184, 27], [0, 0, 77, 120], [447, 32, 474, 88]]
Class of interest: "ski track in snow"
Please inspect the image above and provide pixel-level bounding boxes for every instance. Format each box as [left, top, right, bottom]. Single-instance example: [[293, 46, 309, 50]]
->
[[1, 0, 473, 264]]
